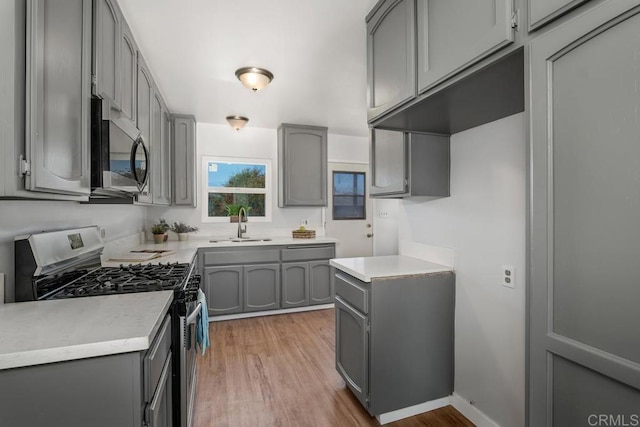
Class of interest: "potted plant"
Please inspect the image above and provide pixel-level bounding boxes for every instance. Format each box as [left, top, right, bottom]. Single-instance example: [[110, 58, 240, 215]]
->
[[170, 222, 199, 241], [151, 219, 170, 244], [225, 204, 251, 223]]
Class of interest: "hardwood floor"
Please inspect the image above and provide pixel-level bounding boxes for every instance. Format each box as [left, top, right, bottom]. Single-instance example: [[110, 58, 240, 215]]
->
[[193, 309, 473, 427]]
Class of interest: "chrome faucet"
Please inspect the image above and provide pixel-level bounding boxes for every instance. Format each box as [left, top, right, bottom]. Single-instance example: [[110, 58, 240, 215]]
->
[[237, 207, 248, 238]]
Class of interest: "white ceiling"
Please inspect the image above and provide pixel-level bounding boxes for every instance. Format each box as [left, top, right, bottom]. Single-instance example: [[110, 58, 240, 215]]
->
[[118, 0, 378, 137]]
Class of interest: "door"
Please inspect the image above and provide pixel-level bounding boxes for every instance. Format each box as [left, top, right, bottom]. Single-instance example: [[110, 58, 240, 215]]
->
[[281, 262, 309, 308], [309, 260, 333, 305], [335, 296, 369, 410], [530, 2, 640, 425], [244, 264, 280, 312], [326, 163, 373, 258], [172, 115, 197, 207], [366, 0, 416, 121], [416, 0, 514, 93], [203, 266, 243, 315], [151, 91, 170, 205], [120, 21, 137, 123], [25, 0, 92, 197]]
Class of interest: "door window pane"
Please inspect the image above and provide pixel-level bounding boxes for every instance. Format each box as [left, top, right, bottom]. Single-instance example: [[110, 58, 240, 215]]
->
[[333, 172, 366, 220]]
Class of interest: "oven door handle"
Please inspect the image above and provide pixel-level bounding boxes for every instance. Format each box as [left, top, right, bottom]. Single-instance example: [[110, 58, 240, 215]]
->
[[186, 302, 202, 326]]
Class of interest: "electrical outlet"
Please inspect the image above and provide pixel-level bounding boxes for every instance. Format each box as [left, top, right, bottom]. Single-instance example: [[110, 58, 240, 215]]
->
[[378, 210, 389, 218], [300, 219, 309, 226], [502, 265, 515, 289]]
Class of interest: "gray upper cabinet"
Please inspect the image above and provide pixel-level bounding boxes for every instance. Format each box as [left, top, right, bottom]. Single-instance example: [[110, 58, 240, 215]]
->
[[416, 0, 514, 94], [366, 0, 416, 122], [136, 54, 153, 204], [529, 2, 640, 424], [151, 90, 170, 205], [370, 129, 449, 198], [529, 0, 591, 31], [172, 115, 197, 207], [93, 0, 120, 106], [24, 0, 92, 198], [277, 123, 328, 207], [120, 20, 137, 123], [244, 264, 280, 312]]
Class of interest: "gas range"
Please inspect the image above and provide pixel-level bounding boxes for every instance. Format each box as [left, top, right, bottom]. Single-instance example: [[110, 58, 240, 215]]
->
[[37, 262, 193, 300]]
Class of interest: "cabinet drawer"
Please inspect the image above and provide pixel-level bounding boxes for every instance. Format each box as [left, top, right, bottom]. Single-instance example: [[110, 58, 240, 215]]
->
[[203, 249, 280, 266], [335, 272, 368, 314], [282, 245, 335, 262], [144, 314, 171, 402]]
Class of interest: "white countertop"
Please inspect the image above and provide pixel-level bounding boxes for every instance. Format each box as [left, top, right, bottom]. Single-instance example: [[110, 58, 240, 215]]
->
[[0, 291, 173, 370], [330, 255, 453, 282], [102, 236, 337, 267]]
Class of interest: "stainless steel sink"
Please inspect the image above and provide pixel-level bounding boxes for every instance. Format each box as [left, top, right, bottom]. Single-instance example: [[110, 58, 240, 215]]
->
[[209, 237, 272, 243]]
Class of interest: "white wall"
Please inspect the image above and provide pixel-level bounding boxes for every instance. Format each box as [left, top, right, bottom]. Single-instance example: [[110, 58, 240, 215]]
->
[[0, 201, 146, 302], [372, 198, 399, 256], [398, 113, 526, 427], [148, 123, 369, 237]]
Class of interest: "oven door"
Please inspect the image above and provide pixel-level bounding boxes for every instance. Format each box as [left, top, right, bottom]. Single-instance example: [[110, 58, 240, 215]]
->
[[180, 300, 200, 427]]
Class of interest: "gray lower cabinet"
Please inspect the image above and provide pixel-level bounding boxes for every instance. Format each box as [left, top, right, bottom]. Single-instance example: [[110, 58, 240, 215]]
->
[[282, 262, 310, 308], [201, 243, 335, 316], [529, 0, 591, 30], [245, 264, 280, 312], [529, 2, 640, 424], [334, 270, 454, 416], [370, 129, 449, 198], [309, 260, 333, 305], [278, 123, 328, 207], [203, 265, 244, 315], [0, 314, 172, 427], [172, 114, 197, 207], [22, 0, 92, 198], [366, 0, 416, 122], [416, 0, 514, 94]]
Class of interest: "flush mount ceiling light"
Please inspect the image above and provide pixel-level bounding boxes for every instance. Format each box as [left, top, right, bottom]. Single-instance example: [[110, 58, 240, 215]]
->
[[235, 67, 274, 91], [226, 115, 249, 131]]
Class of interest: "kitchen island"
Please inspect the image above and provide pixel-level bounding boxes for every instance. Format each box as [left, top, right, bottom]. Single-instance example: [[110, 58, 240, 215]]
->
[[330, 255, 455, 424]]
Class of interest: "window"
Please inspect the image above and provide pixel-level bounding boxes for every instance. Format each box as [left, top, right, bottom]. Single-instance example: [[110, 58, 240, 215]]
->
[[202, 157, 272, 222], [333, 171, 365, 220]]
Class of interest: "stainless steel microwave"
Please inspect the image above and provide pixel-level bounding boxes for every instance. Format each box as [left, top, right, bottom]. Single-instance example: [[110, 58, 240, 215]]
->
[[90, 97, 149, 197]]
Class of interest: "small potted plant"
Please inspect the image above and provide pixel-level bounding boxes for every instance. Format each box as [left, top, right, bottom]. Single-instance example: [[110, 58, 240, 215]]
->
[[151, 219, 170, 244], [225, 204, 251, 223], [170, 222, 199, 241]]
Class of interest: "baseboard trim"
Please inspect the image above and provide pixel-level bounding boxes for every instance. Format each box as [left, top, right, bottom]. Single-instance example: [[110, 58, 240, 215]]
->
[[450, 393, 500, 427], [376, 396, 451, 425], [209, 304, 334, 322]]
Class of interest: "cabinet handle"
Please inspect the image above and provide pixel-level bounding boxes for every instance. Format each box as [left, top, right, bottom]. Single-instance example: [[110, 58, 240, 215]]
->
[[367, 234, 373, 238]]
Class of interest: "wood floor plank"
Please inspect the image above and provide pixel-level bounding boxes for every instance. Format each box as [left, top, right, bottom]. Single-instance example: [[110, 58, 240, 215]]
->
[[193, 309, 474, 427]]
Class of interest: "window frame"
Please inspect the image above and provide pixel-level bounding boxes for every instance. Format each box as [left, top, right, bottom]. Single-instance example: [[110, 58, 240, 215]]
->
[[201, 156, 272, 223], [332, 170, 366, 220]]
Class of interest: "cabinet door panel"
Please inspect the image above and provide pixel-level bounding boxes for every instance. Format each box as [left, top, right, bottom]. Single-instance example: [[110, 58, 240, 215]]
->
[[417, 0, 513, 93], [120, 22, 137, 123], [529, 0, 591, 31], [335, 296, 369, 409], [309, 260, 333, 305], [244, 264, 280, 312], [367, 0, 416, 121], [26, 0, 91, 196], [136, 55, 153, 203], [151, 91, 170, 205], [93, 0, 119, 104], [172, 116, 196, 207], [281, 262, 309, 308], [529, 3, 640, 424], [370, 129, 406, 196], [203, 266, 243, 315]]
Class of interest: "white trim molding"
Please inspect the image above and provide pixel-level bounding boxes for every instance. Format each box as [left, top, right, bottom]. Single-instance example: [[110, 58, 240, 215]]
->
[[450, 393, 500, 427], [209, 303, 334, 322], [376, 396, 451, 425]]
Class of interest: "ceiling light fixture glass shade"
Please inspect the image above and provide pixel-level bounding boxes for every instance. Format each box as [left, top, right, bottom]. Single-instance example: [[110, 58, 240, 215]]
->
[[226, 115, 249, 130], [235, 67, 274, 91]]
